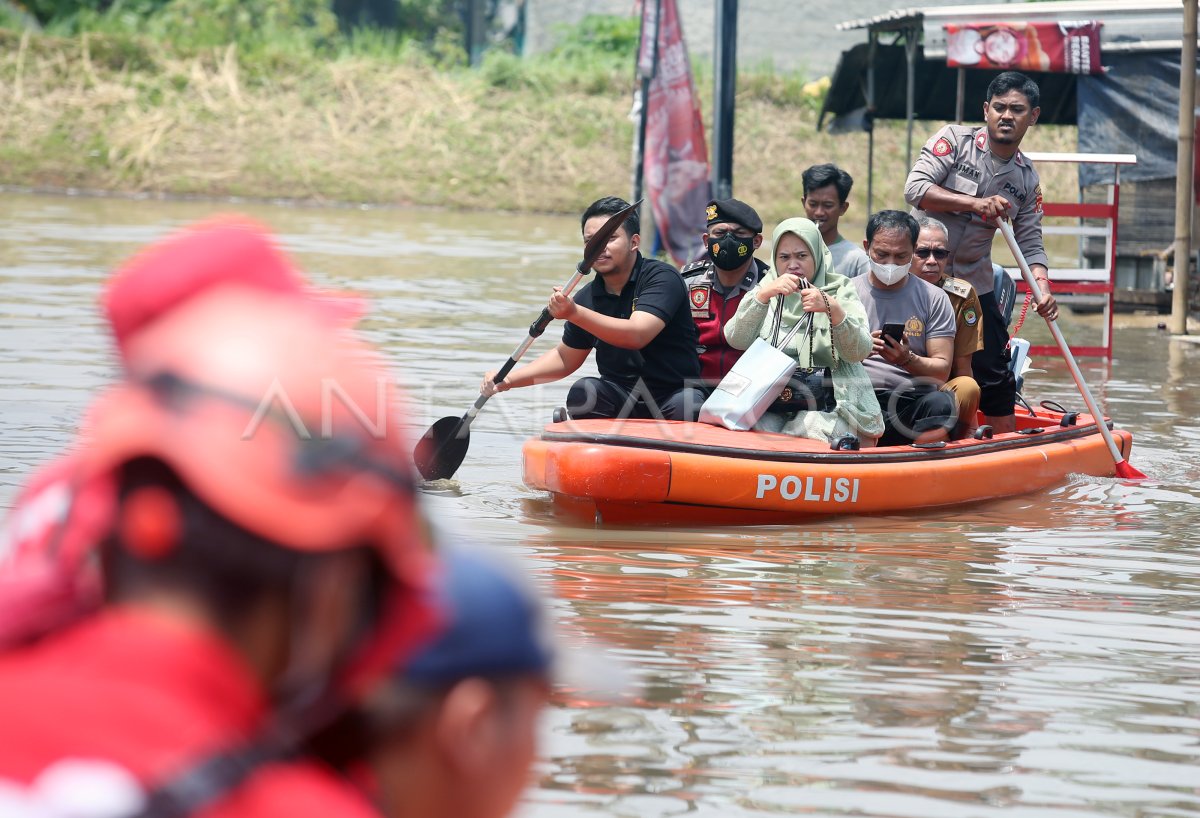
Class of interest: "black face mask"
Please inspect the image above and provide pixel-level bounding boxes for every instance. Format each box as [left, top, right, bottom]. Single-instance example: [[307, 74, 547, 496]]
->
[[707, 234, 755, 271]]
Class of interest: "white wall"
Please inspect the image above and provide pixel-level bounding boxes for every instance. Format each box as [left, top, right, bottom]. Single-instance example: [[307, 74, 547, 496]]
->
[[525, 0, 1011, 78]]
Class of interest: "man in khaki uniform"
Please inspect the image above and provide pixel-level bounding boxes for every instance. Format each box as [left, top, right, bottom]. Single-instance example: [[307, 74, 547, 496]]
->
[[905, 71, 1056, 434], [911, 216, 982, 438]]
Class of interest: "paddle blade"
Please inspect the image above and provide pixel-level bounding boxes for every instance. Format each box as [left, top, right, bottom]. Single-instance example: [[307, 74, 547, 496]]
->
[[413, 415, 470, 481], [1115, 460, 1147, 480], [579, 199, 642, 275]]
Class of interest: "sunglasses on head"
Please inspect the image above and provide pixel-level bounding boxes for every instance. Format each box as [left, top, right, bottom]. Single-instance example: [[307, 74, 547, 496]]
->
[[914, 247, 950, 260]]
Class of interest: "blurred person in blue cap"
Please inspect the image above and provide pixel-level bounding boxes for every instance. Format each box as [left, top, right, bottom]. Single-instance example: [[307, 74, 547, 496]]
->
[[311, 547, 570, 818]]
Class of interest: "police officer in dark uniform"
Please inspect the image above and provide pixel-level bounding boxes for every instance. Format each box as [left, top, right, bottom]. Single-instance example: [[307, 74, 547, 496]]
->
[[681, 198, 769, 387], [905, 71, 1057, 434]]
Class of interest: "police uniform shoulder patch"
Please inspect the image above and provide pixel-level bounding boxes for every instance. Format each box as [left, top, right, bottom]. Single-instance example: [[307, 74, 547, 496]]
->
[[689, 284, 711, 313], [941, 276, 972, 299], [1034, 184, 1043, 214], [975, 130, 987, 150], [963, 307, 978, 326], [933, 137, 953, 157]]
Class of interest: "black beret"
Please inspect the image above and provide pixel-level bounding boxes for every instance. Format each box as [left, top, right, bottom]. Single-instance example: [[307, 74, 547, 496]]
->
[[705, 198, 763, 233]]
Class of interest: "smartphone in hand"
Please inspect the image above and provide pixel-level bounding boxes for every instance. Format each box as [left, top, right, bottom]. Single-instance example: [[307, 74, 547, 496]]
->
[[882, 323, 905, 344]]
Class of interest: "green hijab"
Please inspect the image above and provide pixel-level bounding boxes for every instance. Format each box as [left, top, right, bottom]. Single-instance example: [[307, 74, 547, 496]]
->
[[757, 217, 862, 368]]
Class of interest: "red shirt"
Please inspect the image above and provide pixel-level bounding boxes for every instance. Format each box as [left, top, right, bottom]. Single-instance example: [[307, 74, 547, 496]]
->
[[0, 608, 380, 818], [682, 259, 768, 384]]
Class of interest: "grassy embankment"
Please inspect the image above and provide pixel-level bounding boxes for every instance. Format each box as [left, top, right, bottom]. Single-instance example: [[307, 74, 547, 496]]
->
[[0, 26, 1077, 226]]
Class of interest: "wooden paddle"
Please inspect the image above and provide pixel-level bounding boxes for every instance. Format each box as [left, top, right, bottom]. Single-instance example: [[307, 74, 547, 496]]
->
[[413, 200, 642, 481], [997, 219, 1146, 479]]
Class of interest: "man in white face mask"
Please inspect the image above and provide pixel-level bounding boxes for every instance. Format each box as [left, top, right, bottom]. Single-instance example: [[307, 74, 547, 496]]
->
[[852, 211, 958, 446]]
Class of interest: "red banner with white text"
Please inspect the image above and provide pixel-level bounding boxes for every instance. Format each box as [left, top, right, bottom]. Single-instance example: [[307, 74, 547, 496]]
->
[[640, 0, 711, 266], [944, 21, 1103, 74]]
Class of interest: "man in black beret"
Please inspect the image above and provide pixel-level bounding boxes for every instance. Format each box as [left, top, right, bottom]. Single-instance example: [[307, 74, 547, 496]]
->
[[681, 198, 770, 387]]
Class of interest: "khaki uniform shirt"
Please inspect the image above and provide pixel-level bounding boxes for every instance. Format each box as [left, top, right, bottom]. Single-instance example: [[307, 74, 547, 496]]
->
[[939, 274, 984, 360], [905, 124, 1048, 295]]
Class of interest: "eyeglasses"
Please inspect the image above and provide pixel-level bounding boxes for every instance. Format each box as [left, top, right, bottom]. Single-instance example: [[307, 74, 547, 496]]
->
[[914, 247, 950, 260], [142, 371, 416, 494]]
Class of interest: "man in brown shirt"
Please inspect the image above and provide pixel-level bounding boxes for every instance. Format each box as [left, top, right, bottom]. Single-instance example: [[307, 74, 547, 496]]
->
[[910, 216, 982, 438]]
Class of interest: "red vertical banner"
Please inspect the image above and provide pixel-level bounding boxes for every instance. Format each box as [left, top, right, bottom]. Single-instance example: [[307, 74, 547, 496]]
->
[[640, 0, 711, 266]]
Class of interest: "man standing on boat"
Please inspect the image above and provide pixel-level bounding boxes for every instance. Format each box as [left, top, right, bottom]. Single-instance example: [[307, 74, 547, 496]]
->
[[481, 196, 704, 421], [854, 210, 958, 446], [681, 198, 770, 387], [905, 70, 1057, 435], [909, 216, 983, 439], [802, 163, 870, 279]]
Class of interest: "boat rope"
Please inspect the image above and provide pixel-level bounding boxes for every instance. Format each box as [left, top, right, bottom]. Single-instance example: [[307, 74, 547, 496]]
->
[[1010, 291, 1033, 337]]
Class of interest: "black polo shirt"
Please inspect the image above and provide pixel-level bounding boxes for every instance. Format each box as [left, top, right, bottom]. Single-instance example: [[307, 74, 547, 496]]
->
[[562, 253, 700, 396]]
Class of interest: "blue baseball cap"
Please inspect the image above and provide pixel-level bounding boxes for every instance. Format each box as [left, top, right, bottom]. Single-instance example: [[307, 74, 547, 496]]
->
[[402, 547, 556, 687]]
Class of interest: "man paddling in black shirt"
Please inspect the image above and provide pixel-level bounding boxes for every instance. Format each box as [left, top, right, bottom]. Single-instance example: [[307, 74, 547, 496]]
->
[[482, 196, 704, 421]]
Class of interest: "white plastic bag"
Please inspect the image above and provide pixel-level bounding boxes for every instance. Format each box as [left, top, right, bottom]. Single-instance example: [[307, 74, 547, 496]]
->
[[697, 337, 799, 431]]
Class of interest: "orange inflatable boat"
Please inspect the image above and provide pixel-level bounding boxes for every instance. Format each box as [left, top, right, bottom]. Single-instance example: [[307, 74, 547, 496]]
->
[[522, 407, 1134, 526]]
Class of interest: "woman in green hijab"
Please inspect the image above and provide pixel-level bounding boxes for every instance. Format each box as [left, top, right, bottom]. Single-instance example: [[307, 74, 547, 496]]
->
[[723, 217, 884, 446]]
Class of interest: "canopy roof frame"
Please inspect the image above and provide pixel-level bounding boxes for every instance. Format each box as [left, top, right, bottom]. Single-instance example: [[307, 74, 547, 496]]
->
[[822, 0, 1196, 212]]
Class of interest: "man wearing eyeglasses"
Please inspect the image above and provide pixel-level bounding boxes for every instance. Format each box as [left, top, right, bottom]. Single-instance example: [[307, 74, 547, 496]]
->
[[911, 217, 982, 438], [681, 198, 769, 387]]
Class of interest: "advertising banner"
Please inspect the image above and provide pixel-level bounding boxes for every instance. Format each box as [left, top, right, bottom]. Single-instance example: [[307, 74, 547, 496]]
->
[[944, 21, 1103, 74]]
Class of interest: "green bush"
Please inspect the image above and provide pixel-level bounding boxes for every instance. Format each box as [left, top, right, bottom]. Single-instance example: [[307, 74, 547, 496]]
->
[[479, 49, 529, 89], [145, 0, 339, 49], [474, 14, 638, 95], [547, 13, 639, 66]]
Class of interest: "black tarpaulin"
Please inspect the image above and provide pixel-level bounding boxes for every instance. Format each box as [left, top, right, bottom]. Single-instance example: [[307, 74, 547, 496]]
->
[[818, 42, 1081, 131], [1077, 52, 1200, 186]]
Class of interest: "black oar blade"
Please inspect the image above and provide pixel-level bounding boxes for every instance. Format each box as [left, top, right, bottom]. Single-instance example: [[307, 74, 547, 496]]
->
[[413, 415, 470, 481], [580, 199, 642, 275]]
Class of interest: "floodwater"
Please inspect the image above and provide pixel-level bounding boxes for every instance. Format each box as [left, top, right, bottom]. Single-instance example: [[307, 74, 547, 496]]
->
[[2, 191, 1199, 818]]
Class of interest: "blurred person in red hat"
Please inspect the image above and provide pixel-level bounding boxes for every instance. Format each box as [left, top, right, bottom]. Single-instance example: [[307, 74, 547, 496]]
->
[[0, 216, 368, 646], [0, 220, 440, 818]]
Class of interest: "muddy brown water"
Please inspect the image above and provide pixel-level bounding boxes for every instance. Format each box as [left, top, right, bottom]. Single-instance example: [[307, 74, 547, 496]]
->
[[2, 192, 1198, 818]]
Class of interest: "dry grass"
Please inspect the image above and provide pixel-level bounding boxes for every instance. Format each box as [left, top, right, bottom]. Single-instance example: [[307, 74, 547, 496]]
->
[[0, 29, 1078, 220]]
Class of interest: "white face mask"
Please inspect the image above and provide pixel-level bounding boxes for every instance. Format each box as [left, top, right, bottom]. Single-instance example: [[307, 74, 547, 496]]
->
[[870, 259, 910, 286]]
